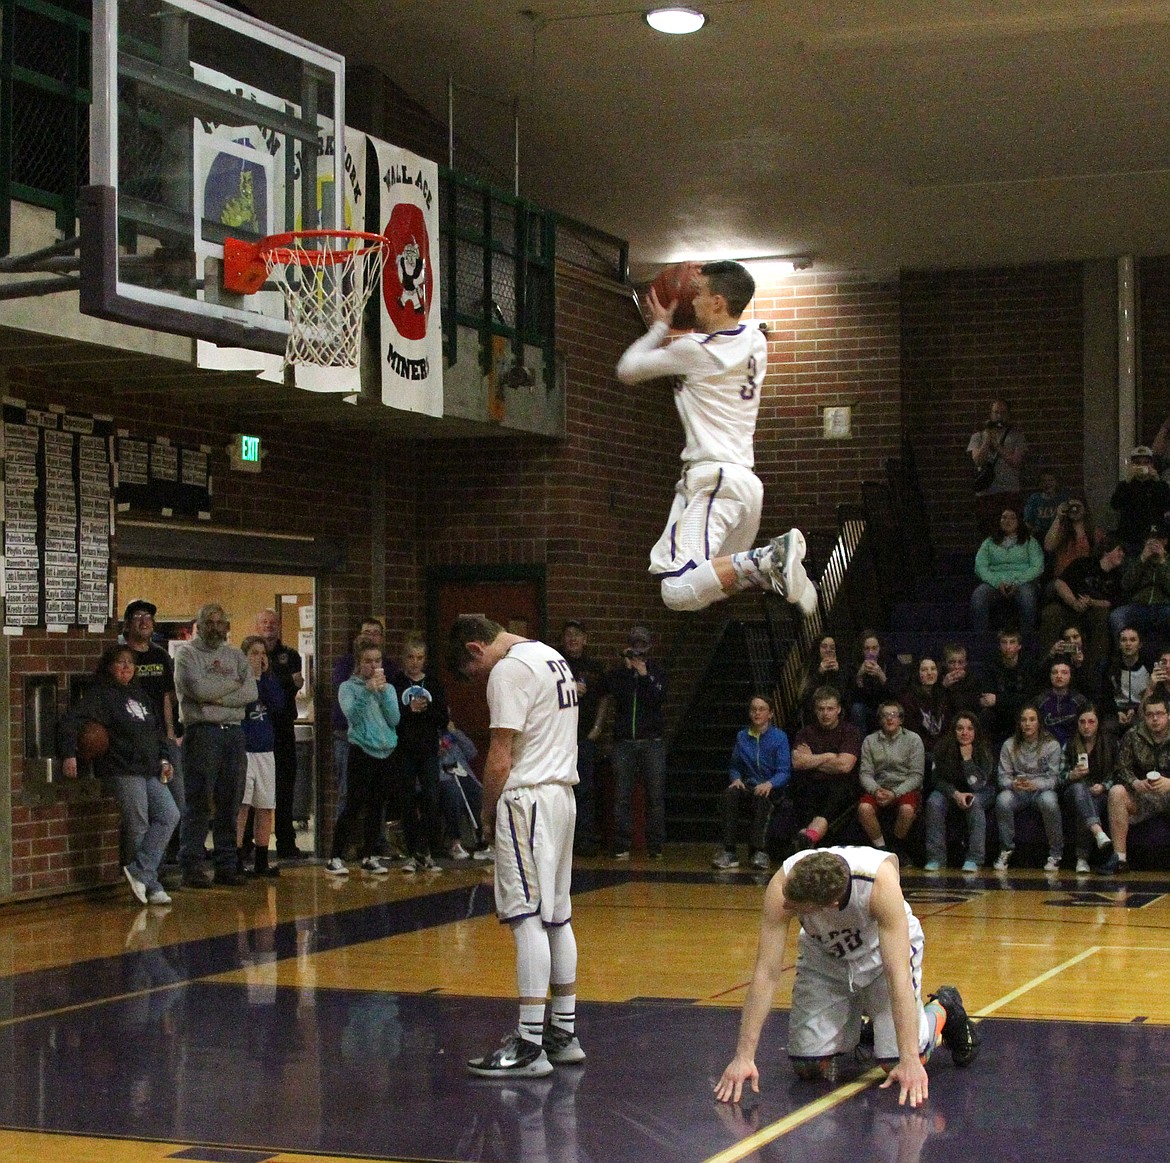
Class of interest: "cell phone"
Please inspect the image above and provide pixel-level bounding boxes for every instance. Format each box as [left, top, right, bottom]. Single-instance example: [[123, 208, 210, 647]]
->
[[864, 649, 878, 662], [1077, 753, 1089, 768]]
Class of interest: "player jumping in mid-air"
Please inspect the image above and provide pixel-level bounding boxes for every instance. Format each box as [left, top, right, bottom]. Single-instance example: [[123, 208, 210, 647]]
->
[[615, 260, 816, 615], [715, 847, 980, 1108]]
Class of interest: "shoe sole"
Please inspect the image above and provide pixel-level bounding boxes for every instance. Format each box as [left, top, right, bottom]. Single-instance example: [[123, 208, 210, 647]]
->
[[545, 1044, 586, 1064], [361, 866, 390, 876], [466, 1057, 554, 1078], [324, 866, 349, 876], [124, 866, 148, 905], [770, 529, 818, 615]]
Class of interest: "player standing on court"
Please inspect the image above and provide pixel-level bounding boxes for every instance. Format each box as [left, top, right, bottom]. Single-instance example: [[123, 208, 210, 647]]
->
[[449, 615, 585, 1078], [714, 847, 979, 1108], [616, 260, 816, 616]]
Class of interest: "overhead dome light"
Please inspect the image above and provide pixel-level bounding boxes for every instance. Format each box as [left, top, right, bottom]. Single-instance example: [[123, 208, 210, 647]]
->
[[645, 7, 707, 35]]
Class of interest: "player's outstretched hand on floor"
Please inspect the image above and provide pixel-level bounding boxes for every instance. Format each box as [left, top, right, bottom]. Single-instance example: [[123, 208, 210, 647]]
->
[[879, 1056, 929, 1108], [714, 1055, 759, 1104]]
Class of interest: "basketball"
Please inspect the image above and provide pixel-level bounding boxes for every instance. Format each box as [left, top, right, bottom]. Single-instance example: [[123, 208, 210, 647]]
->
[[647, 261, 702, 330], [77, 720, 110, 764]]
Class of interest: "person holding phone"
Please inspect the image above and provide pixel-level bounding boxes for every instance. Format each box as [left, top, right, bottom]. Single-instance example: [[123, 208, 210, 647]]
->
[[1061, 707, 1115, 873], [1103, 694, 1170, 874], [326, 636, 400, 876], [924, 713, 996, 872]]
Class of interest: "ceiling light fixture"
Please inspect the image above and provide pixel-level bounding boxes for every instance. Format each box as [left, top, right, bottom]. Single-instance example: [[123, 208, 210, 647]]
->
[[645, 7, 707, 35]]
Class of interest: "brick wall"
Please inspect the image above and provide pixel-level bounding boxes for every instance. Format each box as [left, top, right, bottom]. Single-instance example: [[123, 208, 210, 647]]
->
[[902, 264, 1086, 554], [1140, 257, 1170, 443]]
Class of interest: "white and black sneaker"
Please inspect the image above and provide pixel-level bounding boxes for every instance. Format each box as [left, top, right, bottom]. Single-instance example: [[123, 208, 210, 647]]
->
[[360, 856, 390, 875], [323, 857, 349, 876], [542, 1025, 586, 1064], [756, 529, 817, 615], [467, 1031, 553, 1078]]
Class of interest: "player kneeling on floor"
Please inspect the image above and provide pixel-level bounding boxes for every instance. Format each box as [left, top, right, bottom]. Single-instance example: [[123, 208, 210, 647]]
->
[[714, 847, 979, 1108]]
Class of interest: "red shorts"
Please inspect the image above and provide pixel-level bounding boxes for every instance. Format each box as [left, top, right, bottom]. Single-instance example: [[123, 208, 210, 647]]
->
[[860, 790, 921, 812]]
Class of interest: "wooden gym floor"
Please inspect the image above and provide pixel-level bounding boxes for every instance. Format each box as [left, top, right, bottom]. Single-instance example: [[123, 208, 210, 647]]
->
[[0, 847, 1167, 1163]]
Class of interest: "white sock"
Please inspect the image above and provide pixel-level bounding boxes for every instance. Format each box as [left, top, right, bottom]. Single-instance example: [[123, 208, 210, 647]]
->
[[519, 1003, 546, 1046], [550, 993, 576, 1035], [1095, 830, 1111, 848]]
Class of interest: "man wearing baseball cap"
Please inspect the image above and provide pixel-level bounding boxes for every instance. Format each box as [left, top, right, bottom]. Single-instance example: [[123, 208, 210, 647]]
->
[[1110, 446, 1170, 553]]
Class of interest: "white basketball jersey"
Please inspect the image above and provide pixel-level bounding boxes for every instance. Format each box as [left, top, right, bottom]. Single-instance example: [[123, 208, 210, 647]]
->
[[487, 640, 580, 790], [782, 846, 918, 983], [672, 324, 768, 469]]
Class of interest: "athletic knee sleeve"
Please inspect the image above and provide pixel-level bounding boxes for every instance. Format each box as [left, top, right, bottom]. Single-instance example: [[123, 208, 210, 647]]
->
[[511, 915, 551, 998], [546, 920, 578, 986], [660, 560, 726, 612]]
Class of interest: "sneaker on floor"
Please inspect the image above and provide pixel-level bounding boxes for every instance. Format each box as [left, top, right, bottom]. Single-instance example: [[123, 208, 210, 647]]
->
[[1076, 857, 1091, 873], [361, 856, 390, 875], [401, 857, 419, 873], [181, 866, 215, 890], [473, 846, 495, 862], [467, 1031, 554, 1078], [421, 855, 442, 872], [1102, 853, 1127, 874], [146, 887, 172, 905], [750, 850, 770, 870], [542, 1025, 586, 1064], [923, 860, 942, 872], [929, 985, 980, 1067], [324, 857, 349, 876], [993, 850, 1012, 871], [1044, 856, 1061, 872], [450, 841, 471, 860], [758, 529, 817, 615], [711, 850, 739, 870], [961, 859, 979, 873], [123, 865, 148, 905], [613, 851, 630, 861]]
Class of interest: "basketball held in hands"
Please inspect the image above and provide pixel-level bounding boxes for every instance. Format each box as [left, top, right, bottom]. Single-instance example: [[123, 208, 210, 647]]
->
[[77, 720, 110, 763], [647, 261, 702, 330]]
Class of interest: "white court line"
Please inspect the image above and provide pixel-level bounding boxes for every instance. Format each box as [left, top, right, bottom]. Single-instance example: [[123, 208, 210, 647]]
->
[[702, 948, 1103, 1163]]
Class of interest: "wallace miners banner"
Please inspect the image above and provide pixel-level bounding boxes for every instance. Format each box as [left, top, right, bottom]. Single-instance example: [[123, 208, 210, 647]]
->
[[371, 136, 443, 415]]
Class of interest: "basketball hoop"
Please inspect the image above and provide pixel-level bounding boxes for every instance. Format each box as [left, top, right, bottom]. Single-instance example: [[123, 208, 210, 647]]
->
[[222, 230, 390, 369]]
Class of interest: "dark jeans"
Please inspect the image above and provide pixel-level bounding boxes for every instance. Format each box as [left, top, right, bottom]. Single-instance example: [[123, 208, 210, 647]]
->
[[180, 723, 246, 874], [440, 772, 483, 846], [721, 782, 784, 853], [392, 749, 445, 859], [273, 726, 299, 856], [332, 745, 392, 860], [574, 736, 598, 847], [612, 737, 666, 854]]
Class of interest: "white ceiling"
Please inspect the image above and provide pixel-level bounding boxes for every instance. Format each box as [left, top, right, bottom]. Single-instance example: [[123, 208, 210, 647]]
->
[[243, 2, 1170, 274]]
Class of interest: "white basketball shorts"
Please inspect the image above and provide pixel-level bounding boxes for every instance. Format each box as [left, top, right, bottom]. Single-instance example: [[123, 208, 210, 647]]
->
[[493, 782, 576, 925]]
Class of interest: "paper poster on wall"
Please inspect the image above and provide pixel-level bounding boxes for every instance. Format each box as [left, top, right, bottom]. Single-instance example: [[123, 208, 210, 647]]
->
[[371, 136, 443, 416]]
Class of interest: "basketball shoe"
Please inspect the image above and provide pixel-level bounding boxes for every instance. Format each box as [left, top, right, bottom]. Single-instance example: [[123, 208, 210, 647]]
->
[[928, 985, 980, 1066], [467, 1031, 554, 1078], [754, 530, 817, 615], [542, 1025, 586, 1064]]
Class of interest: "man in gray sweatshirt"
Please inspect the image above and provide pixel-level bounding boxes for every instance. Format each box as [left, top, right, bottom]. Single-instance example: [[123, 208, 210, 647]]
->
[[175, 603, 257, 887]]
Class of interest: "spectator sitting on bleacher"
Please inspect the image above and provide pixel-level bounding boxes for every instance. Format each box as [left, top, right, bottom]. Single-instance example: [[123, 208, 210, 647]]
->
[[857, 700, 924, 864], [1023, 470, 1070, 542], [789, 687, 862, 852], [1042, 496, 1103, 591], [971, 506, 1045, 634], [900, 657, 950, 769], [1036, 660, 1091, 748], [923, 712, 996, 872], [994, 704, 1064, 872], [799, 634, 850, 725], [1102, 626, 1151, 738], [1103, 693, 1170, 875], [1037, 538, 1125, 676], [979, 629, 1037, 747], [849, 629, 895, 735], [1042, 625, 1095, 700], [1146, 650, 1170, 707], [939, 643, 982, 716], [712, 695, 791, 871], [1108, 525, 1170, 646], [1062, 707, 1116, 873]]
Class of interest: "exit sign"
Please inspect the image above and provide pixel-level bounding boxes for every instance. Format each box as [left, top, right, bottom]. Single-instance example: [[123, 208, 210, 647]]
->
[[230, 433, 263, 473]]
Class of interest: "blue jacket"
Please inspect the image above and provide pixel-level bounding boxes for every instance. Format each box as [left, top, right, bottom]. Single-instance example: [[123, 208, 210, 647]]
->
[[728, 725, 791, 789], [339, 676, 401, 759], [242, 670, 285, 754]]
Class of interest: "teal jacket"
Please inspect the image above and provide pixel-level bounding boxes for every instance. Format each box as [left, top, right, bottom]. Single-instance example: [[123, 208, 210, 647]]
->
[[338, 676, 401, 759]]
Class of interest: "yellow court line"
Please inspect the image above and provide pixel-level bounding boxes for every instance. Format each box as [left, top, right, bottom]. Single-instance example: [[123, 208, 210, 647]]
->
[[972, 946, 1101, 1017], [702, 946, 1105, 1163], [701, 1068, 887, 1163]]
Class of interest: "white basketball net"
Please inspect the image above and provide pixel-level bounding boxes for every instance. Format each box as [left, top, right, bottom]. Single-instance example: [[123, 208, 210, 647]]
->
[[262, 236, 388, 368]]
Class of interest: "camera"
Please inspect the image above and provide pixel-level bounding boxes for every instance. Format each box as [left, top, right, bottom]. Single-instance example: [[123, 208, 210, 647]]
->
[[622, 647, 648, 661]]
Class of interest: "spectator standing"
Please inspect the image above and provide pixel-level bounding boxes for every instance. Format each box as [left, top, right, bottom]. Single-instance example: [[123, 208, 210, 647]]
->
[[560, 620, 608, 856], [858, 702, 925, 861], [712, 696, 791, 871], [236, 635, 284, 877], [1110, 446, 1170, 553], [255, 608, 305, 862], [330, 617, 384, 824], [605, 625, 668, 860], [971, 507, 1044, 633], [789, 688, 862, 851], [969, 398, 1027, 521], [1062, 707, 1115, 873], [994, 705, 1063, 871], [60, 645, 177, 905], [923, 713, 996, 872], [174, 604, 256, 888], [326, 636, 400, 876], [390, 633, 450, 872]]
